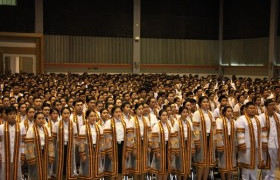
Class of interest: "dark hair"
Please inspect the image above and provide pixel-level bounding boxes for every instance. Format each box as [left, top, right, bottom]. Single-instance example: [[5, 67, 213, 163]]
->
[[264, 99, 275, 107], [158, 109, 167, 118], [237, 95, 244, 102], [240, 105, 246, 115], [105, 96, 114, 102], [44, 90, 50, 94], [111, 106, 121, 115], [130, 92, 136, 97], [198, 96, 209, 107], [34, 96, 41, 101], [135, 103, 143, 110], [183, 98, 192, 106], [162, 104, 171, 110], [105, 102, 114, 109], [156, 93, 165, 100], [61, 107, 71, 114], [207, 92, 214, 98], [189, 98, 197, 104], [248, 90, 255, 95], [134, 103, 143, 113], [34, 112, 44, 120], [96, 101, 104, 106], [26, 106, 35, 113], [59, 97, 66, 101], [121, 101, 130, 111], [18, 103, 26, 109], [185, 92, 193, 97], [10, 97, 16, 100], [5, 106, 17, 114], [100, 108, 108, 114], [147, 97, 156, 105], [2, 96, 10, 101], [222, 106, 233, 116], [218, 95, 227, 103], [65, 97, 73, 103], [52, 100, 61, 107], [166, 92, 173, 98], [85, 109, 96, 119], [234, 90, 240, 96], [252, 96, 261, 104], [173, 97, 180, 103], [42, 101, 51, 106], [73, 99, 83, 106], [114, 97, 122, 105], [50, 108, 59, 114], [179, 106, 188, 114], [42, 104, 51, 109], [274, 85, 280, 90], [86, 96, 96, 103], [245, 102, 255, 108]]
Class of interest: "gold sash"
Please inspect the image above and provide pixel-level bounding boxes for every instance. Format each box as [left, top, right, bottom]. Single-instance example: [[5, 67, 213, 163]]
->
[[4, 122, 20, 180], [103, 118, 118, 177], [177, 118, 192, 175], [16, 113, 20, 123], [169, 117, 176, 127], [159, 121, 171, 174], [242, 114, 262, 169], [194, 109, 216, 166], [133, 116, 144, 174], [265, 112, 280, 169], [47, 119, 57, 133], [220, 117, 237, 172], [83, 123, 102, 179], [142, 116, 152, 173], [273, 113, 280, 170], [57, 120, 76, 179], [24, 119, 32, 131], [120, 117, 128, 175], [33, 125, 49, 180]]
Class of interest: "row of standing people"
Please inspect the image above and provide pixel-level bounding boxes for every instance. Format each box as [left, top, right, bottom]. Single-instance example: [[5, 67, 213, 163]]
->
[[0, 95, 279, 180]]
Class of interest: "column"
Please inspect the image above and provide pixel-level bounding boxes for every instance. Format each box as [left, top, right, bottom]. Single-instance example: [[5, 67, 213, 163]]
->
[[0, 51, 3, 74], [218, 0, 224, 77], [268, 0, 278, 79], [133, 0, 141, 74], [35, 0, 43, 33], [15, 56, 20, 73], [10, 56, 16, 74]]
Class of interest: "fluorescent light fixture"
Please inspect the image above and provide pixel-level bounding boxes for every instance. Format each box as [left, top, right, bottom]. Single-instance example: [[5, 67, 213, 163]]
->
[[220, 62, 264, 67]]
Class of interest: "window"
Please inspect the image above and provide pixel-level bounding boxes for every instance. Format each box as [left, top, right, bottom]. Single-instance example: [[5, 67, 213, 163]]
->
[[0, 0, 16, 6]]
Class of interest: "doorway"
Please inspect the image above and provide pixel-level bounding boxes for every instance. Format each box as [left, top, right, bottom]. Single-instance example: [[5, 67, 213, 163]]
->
[[2, 54, 36, 74]]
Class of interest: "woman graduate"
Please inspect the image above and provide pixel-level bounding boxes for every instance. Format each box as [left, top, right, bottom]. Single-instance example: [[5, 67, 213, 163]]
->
[[171, 106, 195, 179], [150, 109, 173, 179], [131, 103, 153, 179], [216, 106, 237, 180], [192, 96, 217, 180], [164, 105, 177, 128], [52, 107, 78, 179], [102, 106, 134, 179], [78, 109, 105, 179], [25, 112, 55, 180]]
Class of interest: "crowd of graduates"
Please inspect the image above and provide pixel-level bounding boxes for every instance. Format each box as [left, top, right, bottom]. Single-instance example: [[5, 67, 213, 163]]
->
[[0, 73, 279, 180]]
